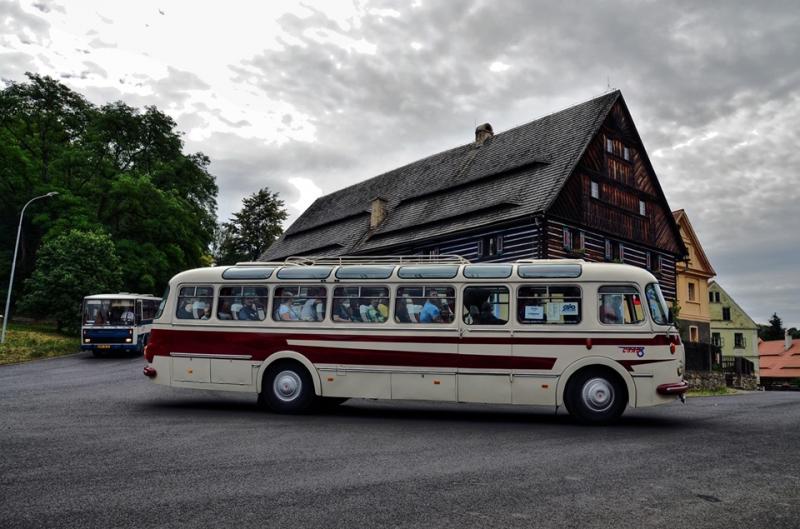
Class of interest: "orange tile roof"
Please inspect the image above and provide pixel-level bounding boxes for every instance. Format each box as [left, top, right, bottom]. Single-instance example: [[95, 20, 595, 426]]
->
[[759, 338, 800, 378]]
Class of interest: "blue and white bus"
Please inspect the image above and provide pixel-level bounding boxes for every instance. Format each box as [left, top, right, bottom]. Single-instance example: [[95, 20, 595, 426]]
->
[[81, 293, 161, 357]]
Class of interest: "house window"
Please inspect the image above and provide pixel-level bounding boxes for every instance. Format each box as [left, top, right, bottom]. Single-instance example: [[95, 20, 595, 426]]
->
[[604, 239, 624, 262], [562, 227, 584, 253], [722, 307, 731, 321], [709, 292, 714, 303], [689, 326, 699, 342], [591, 180, 600, 199], [715, 292, 721, 303], [688, 282, 696, 301], [711, 332, 722, 347], [606, 138, 613, 153], [734, 333, 745, 348], [623, 146, 630, 161], [639, 200, 646, 216], [479, 235, 503, 258]]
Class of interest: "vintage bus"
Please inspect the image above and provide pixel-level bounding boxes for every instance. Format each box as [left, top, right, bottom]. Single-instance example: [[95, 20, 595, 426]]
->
[[82, 293, 161, 357], [143, 257, 688, 423]]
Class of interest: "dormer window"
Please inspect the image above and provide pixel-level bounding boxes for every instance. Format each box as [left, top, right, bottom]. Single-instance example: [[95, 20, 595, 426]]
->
[[591, 180, 600, 199]]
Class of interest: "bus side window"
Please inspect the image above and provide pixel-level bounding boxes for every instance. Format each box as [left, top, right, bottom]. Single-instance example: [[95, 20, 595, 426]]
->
[[598, 285, 644, 324], [273, 285, 327, 322], [463, 286, 509, 325], [219, 286, 268, 321], [142, 300, 158, 321], [517, 285, 581, 324], [395, 285, 455, 324], [176, 286, 214, 320], [332, 285, 389, 323]]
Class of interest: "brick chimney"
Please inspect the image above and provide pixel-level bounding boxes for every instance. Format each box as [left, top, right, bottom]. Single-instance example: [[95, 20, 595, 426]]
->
[[475, 123, 494, 145], [370, 197, 387, 230], [786, 329, 792, 352]]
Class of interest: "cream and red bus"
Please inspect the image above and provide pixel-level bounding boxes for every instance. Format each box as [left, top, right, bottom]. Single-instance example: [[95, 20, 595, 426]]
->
[[143, 257, 687, 424]]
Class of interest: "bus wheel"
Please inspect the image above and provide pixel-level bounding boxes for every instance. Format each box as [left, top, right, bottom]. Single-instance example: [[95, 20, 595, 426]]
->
[[260, 361, 315, 414], [564, 368, 627, 425]]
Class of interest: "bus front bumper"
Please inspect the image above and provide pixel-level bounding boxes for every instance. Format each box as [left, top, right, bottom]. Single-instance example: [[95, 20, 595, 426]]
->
[[81, 344, 140, 351]]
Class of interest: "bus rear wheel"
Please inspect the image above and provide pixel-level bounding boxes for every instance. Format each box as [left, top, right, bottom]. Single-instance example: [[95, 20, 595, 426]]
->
[[259, 361, 315, 414], [564, 368, 627, 425]]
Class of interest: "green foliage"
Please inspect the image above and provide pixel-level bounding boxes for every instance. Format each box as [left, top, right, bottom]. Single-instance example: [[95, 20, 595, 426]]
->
[[214, 188, 287, 265], [18, 230, 122, 332], [758, 313, 785, 341], [0, 73, 218, 307], [0, 322, 79, 365]]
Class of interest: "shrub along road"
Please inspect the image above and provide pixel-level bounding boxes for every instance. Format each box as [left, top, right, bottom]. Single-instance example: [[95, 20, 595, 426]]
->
[[1, 353, 798, 529]]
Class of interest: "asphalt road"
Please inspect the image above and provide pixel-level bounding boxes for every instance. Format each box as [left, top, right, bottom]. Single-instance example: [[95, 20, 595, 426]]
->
[[1, 352, 798, 529]]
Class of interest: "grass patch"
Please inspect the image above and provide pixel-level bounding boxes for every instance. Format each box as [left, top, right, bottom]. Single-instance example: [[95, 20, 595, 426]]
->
[[0, 322, 79, 365], [687, 387, 738, 397]]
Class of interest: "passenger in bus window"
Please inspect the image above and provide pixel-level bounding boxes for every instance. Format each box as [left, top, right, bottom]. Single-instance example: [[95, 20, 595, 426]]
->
[[332, 299, 353, 321], [218, 300, 233, 320], [300, 288, 325, 321], [377, 298, 389, 320], [479, 301, 504, 325], [395, 296, 415, 323], [277, 294, 300, 321], [600, 295, 624, 324], [238, 298, 259, 320], [359, 298, 384, 323], [177, 299, 194, 319], [419, 294, 442, 323], [200, 307, 211, 320]]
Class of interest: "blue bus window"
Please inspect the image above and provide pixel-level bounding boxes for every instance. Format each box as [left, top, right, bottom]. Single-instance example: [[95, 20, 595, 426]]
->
[[517, 264, 582, 279], [397, 265, 459, 279], [463, 264, 512, 279], [222, 267, 275, 280], [335, 265, 395, 280], [276, 266, 333, 280]]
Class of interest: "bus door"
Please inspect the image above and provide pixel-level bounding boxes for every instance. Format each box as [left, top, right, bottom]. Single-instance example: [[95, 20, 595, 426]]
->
[[458, 285, 512, 404]]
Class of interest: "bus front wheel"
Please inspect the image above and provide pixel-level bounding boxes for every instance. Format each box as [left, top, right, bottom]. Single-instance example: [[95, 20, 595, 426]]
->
[[259, 361, 315, 414], [564, 368, 627, 425]]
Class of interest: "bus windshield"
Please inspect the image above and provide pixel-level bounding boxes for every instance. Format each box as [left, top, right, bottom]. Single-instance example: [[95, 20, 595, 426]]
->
[[83, 299, 136, 326], [645, 283, 670, 325]]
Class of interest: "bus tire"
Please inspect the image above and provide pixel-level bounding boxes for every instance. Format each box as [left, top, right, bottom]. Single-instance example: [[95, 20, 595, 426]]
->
[[564, 367, 627, 425], [259, 361, 315, 414]]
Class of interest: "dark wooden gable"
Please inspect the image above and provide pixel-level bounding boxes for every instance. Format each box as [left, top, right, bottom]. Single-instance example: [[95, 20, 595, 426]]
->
[[548, 97, 686, 256]]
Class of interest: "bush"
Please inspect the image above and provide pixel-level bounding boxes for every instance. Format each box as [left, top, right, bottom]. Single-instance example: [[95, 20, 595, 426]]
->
[[19, 230, 122, 333]]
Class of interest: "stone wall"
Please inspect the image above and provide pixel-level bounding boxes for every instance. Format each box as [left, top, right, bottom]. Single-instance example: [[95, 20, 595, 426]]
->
[[728, 374, 759, 391], [685, 370, 726, 391]]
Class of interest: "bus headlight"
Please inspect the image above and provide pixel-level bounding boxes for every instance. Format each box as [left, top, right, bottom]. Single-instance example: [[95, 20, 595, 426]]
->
[[84, 338, 90, 343], [125, 338, 132, 343]]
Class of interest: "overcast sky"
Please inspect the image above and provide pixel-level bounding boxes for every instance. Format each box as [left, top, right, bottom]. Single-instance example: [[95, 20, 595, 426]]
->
[[2, 0, 799, 328]]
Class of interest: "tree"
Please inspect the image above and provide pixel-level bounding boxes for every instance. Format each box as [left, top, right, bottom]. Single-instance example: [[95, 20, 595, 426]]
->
[[758, 313, 787, 341], [0, 73, 218, 306], [215, 188, 287, 265], [18, 230, 122, 332]]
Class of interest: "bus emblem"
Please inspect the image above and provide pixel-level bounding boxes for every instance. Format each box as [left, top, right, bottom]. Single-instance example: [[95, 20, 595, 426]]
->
[[620, 346, 646, 358]]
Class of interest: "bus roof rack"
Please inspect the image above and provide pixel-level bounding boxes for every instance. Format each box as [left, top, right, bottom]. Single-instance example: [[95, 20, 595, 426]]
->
[[233, 261, 299, 267], [514, 258, 586, 264], [283, 255, 471, 266]]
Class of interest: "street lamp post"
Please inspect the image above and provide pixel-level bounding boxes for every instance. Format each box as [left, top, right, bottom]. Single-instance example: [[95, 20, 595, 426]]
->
[[1, 192, 58, 344]]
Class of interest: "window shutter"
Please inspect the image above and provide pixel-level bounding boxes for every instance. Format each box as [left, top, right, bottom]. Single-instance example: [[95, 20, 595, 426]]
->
[[496, 235, 503, 254], [604, 239, 612, 260], [578, 231, 585, 251], [563, 227, 572, 250], [476, 240, 484, 257], [619, 243, 625, 261]]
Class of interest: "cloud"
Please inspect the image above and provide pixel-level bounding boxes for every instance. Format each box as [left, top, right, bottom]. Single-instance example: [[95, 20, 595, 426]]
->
[[1, 0, 798, 326]]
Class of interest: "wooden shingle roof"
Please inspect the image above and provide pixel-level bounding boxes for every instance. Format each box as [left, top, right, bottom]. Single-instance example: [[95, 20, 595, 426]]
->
[[263, 90, 621, 260]]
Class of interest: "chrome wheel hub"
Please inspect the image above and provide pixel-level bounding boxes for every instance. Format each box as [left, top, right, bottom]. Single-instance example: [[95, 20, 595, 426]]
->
[[273, 371, 302, 402], [582, 378, 614, 412]]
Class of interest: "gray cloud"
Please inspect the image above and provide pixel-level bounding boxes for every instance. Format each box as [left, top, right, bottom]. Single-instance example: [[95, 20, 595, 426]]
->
[[224, 0, 800, 326]]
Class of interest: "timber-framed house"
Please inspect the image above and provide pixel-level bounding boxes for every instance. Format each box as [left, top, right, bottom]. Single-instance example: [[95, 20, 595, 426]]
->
[[263, 91, 688, 299]]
